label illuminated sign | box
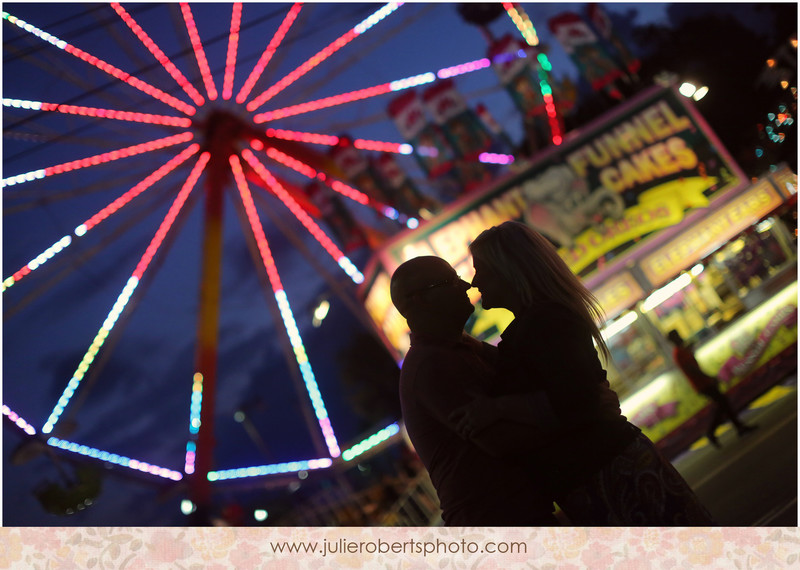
[640,180,785,287]
[697,281,798,381]
[364,86,747,357]
[592,271,646,321]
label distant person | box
[456,221,713,525]
[667,329,757,448]
[390,255,558,526]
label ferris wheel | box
[2,2,531,521]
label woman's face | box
[471,256,509,311]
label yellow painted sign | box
[640,180,785,287]
[592,271,646,321]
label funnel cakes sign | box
[363,86,745,358]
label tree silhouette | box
[631,5,797,175]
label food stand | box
[358,85,797,449]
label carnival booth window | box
[641,265,745,343]
[712,221,792,296]
[601,310,667,398]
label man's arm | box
[415,355,550,457]
[469,419,550,456]
[449,392,561,435]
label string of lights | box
[253,56,509,124]
[222,3,243,101]
[41,152,209,435]
[2,144,200,292]
[111,2,206,106]
[47,437,183,481]
[236,3,304,104]
[241,149,365,284]
[208,458,333,481]
[264,128,412,155]
[503,3,563,145]
[2,11,196,115]
[246,2,403,112]
[2,131,194,188]
[230,154,341,458]
[180,2,218,101]
[341,422,400,461]
[252,139,417,227]
[2,404,37,436]
[3,98,192,127]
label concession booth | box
[358,85,798,454]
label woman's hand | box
[448,398,502,439]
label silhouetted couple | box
[391,221,713,526]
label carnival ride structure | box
[2,2,553,522]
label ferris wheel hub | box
[197,108,263,157]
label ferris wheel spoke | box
[131,152,209,279]
[224,182,331,462]
[265,128,411,155]
[2,404,37,436]
[229,154,341,459]
[353,137,416,155]
[249,187,383,335]
[252,47,532,132]
[3,98,192,127]
[265,128,338,146]
[253,141,415,227]
[285,4,433,110]
[207,458,332,482]
[47,436,183,480]
[3,143,199,292]
[221,3,242,101]
[111,2,205,106]
[253,54,505,124]
[179,3,218,101]
[235,3,303,105]
[4,183,185,322]
[241,149,363,284]
[2,132,194,189]
[4,42,132,115]
[255,82,397,123]
[246,2,403,112]
[2,11,196,116]
[61,180,204,435]
[41,152,210,435]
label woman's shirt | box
[496,301,639,495]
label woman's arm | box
[449,391,560,438]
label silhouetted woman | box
[454,220,713,525]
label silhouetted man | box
[391,255,557,525]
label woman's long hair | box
[469,221,610,361]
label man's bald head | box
[390,256,474,341]
[390,256,456,317]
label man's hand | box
[449,397,502,438]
